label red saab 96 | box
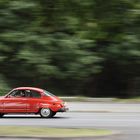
[0,87,68,118]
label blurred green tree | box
[0,0,139,97]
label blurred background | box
[0,0,139,98]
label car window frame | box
[6,89,43,99]
[7,89,26,98]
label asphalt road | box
[0,102,140,140]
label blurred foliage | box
[0,0,139,97]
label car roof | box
[14,87,44,92]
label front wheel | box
[40,108,54,118]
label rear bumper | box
[58,107,69,112]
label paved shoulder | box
[68,102,140,112]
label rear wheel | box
[0,113,4,118]
[40,108,53,118]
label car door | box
[3,90,27,113]
[0,98,4,112]
[26,90,42,113]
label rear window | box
[43,90,55,97]
[31,90,41,98]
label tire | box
[40,108,53,118]
[0,113,4,118]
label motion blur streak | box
[0,0,140,140]
[0,0,139,98]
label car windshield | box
[43,90,55,97]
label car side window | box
[25,90,32,97]
[10,90,19,97]
[10,90,26,97]
[25,90,41,98]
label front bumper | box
[58,107,69,112]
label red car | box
[0,87,68,118]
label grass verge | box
[60,96,140,103]
[114,97,140,103]
[0,126,112,137]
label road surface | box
[0,102,140,140]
